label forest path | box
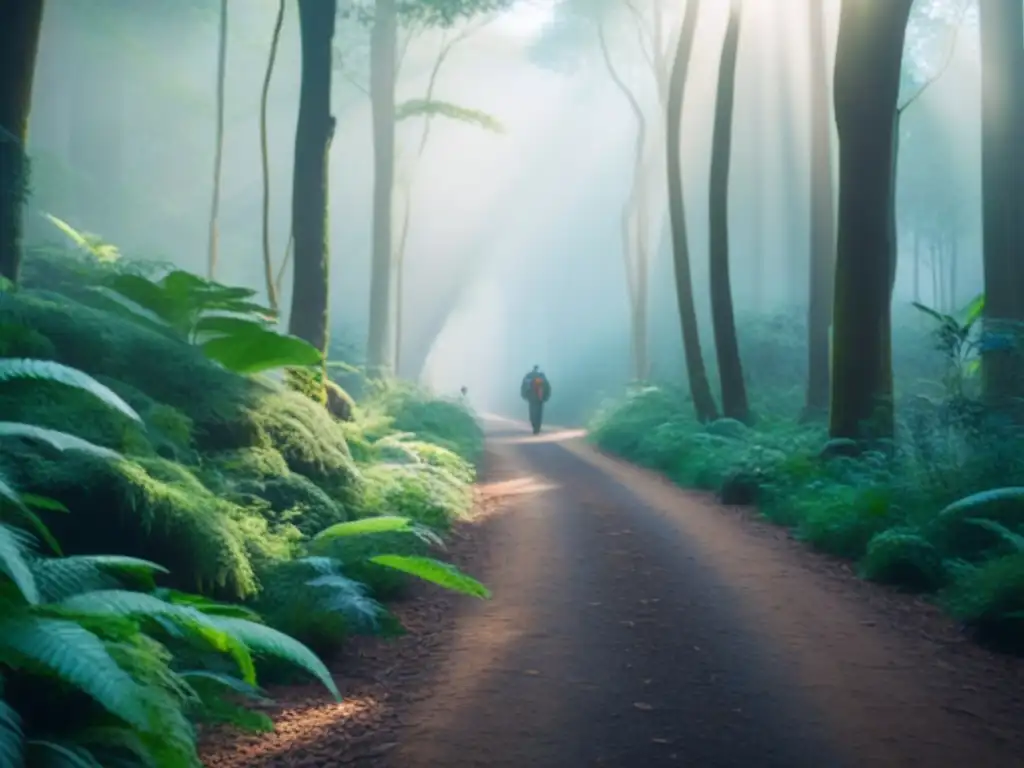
[378,416,1024,768]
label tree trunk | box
[0,0,45,284]
[829,0,913,443]
[912,228,920,302]
[366,0,398,377]
[979,0,1024,405]
[260,0,285,311]
[948,234,958,310]
[207,0,228,281]
[288,0,336,353]
[708,0,749,423]
[804,0,836,420]
[666,0,718,423]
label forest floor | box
[201,417,1024,768]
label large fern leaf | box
[939,487,1024,518]
[200,326,322,374]
[369,554,490,598]
[395,99,505,133]
[0,523,39,604]
[205,616,340,700]
[32,556,169,603]
[0,423,121,459]
[0,698,22,767]
[0,360,140,422]
[0,615,155,732]
[57,590,256,686]
[25,739,103,767]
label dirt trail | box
[203,418,1024,768]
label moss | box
[360,462,471,531]
[861,528,947,591]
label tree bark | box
[666,0,718,423]
[288,0,336,353]
[708,0,749,423]
[829,0,913,443]
[979,0,1024,405]
[260,0,285,311]
[366,0,398,377]
[207,0,228,280]
[803,0,836,420]
[0,0,45,283]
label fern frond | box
[369,554,490,598]
[57,590,256,686]
[0,615,155,731]
[205,616,340,700]
[25,739,103,767]
[0,698,23,768]
[0,523,39,604]
[180,671,274,733]
[0,360,140,422]
[395,98,505,132]
[0,422,122,459]
[32,556,169,603]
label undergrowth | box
[589,306,1024,654]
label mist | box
[24,0,983,425]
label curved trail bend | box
[381,416,1024,768]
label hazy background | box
[25,0,980,424]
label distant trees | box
[289,0,338,354]
[828,0,914,442]
[0,0,45,283]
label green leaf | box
[205,616,340,700]
[0,523,39,604]
[20,494,69,514]
[26,739,103,768]
[960,292,985,329]
[0,359,141,423]
[0,615,155,732]
[313,516,416,541]
[368,555,490,598]
[0,423,122,460]
[939,487,1024,519]
[193,315,273,338]
[201,328,322,374]
[0,698,22,767]
[963,518,1024,552]
[396,98,505,132]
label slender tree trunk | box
[948,234,958,309]
[979,0,1024,404]
[708,0,749,423]
[207,0,228,280]
[804,0,836,420]
[288,0,336,353]
[393,189,411,374]
[0,0,45,284]
[829,0,914,443]
[912,228,920,302]
[260,0,285,311]
[367,0,398,377]
[931,242,941,308]
[666,0,718,423]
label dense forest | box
[0,0,1023,765]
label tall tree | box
[829,0,914,442]
[803,0,835,419]
[207,0,228,280]
[366,0,399,377]
[289,0,337,353]
[0,0,45,283]
[260,0,286,311]
[978,0,1024,405]
[666,0,717,423]
[707,0,748,423]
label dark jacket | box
[521,371,551,403]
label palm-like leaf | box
[0,360,140,423]
[32,556,169,603]
[0,698,23,767]
[0,523,39,604]
[0,615,155,731]
[369,554,490,598]
[26,739,103,767]
[205,616,340,700]
[0,423,121,460]
[57,590,256,686]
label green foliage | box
[396,99,505,132]
[590,315,1024,653]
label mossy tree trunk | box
[979,0,1024,405]
[707,0,749,423]
[366,0,398,378]
[0,0,45,284]
[666,0,718,423]
[803,0,836,420]
[288,0,336,354]
[828,0,913,443]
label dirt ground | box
[201,421,1024,768]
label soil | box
[200,419,1024,768]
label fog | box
[25,0,982,424]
